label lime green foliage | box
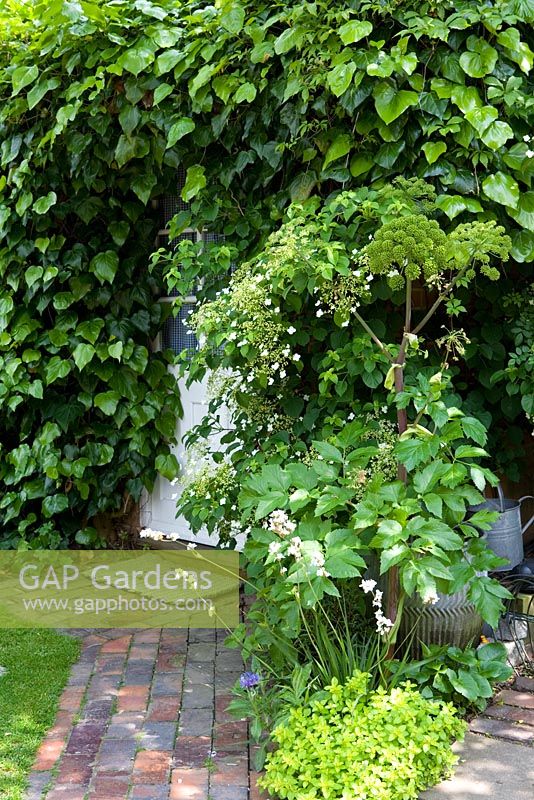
[0,629,80,800]
[260,670,466,800]
[392,642,513,715]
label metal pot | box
[401,586,483,659]
[470,485,534,572]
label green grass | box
[0,629,80,800]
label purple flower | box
[239,671,261,689]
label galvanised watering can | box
[471,485,534,572]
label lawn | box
[0,629,80,800]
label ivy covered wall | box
[0,0,532,547]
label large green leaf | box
[130,173,157,204]
[89,251,119,284]
[421,142,447,164]
[167,117,195,147]
[12,64,38,95]
[327,63,357,97]
[507,191,534,232]
[220,5,245,34]
[181,165,206,201]
[94,391,121,416]
[374,83,418,124]
[338,20,373,45]
[459,37,498,78]
[323,134,352,169]
[45,357,71,385]
[73,343,95,371]
[482,172,520,208]
[33,192,57,215]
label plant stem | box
[353,310,394,362]
[412,267,467,335]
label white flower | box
[527,149,534,158]
[265,298,272,306]
[353,269,361,277]
[317,567,331,578]
[186,542,197,550]
[280,369,286,378]
[310,551,325,568]
[293,354,301,362]
[316,309,324,317]
[375,610,394,636]
[268,510,296,537]
[269,541,283,555]
[360,579,377,594]
[287,536,303,559]
[372,589,383,607]
[280,566,287,574]
[287,326,297,335]
[423,588,439,605]
[524,134,531,142]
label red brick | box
[89,775,131,797]
[101,636,132,653]
[211,755,248,786]
[132,750,171,784]
[56,754,93,785]
[515,675,534,693]
[470,715,534,743]
[59,687,85,711]
[169,767,209,799]
[45,710,76,740]
[33,739,65,770]
[494,689,534,709]
[134,630,162,644]
[117,685,150,712]
[46,787,87,800]
[484,703,534,726]
[174,736,211,767]
[147,696,181,722]
[156,651,186,671]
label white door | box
[141,365,221,545]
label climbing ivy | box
[0,0,532,547]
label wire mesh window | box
[161,302,198,359]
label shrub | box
[392,641,513,714]
[261,670,466,800]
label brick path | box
[469,674,534,745]
[25,628,534,800]
[26,628,266,800]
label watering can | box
[470,485,534,572]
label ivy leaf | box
[42,494,69,517]
[12,64,38,95]
[155,49,182,75]
[89,251,119,284]
[45,357,71,385]
[327,63,357,97]
[108,341,124,360]
[511,229,534,262]
[459,37,498,78]
[481,121,514,150]
[496,27,533,74]
[33,192,57,215]
[25,266,43,288]
[167,117,195,148]
[323,134,352,169]
[435,195,482,220]
[130,173,157,204]
[181,165,206,202]
[350,155,373,177]
[274,27,302,55]
[27,77,60,110]
[421,142,447,164]
[153,83,173,105]
[154,453,179,481]
[374,83,418,124]
[464,106,497,135]
[374,140,405,169]
[220,5,245,34]
[118,45,155,76]
[73,343,95,371]
[234,82,257,103]
[482,172,520,209]
[507,191,534,232]
[94,391,121,416]
[338,20,373,45]
[76,319,104,345]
